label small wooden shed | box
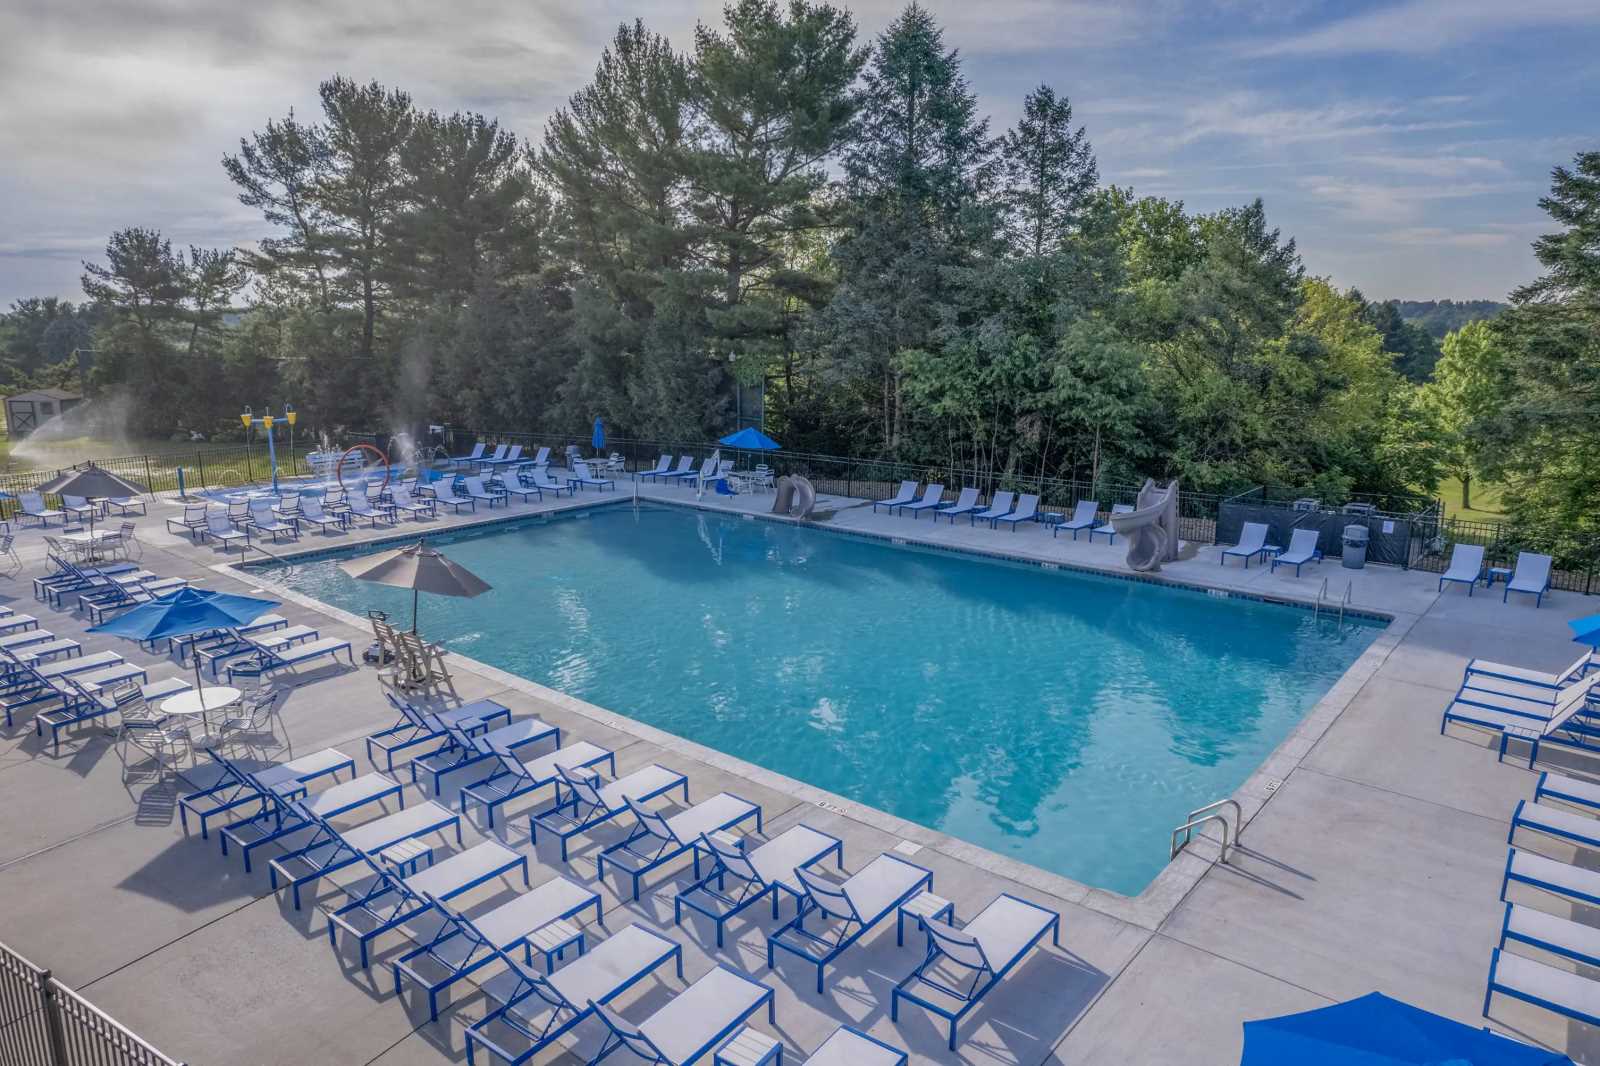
[4,389,82,436]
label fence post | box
[197,451,207,490]
[41,975,68,1066]
[143,455,156,496]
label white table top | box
[60,530,118,543]
[162,686,242,716]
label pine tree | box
[999,85,1097,260]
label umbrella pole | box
[412,587,419,634]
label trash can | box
[1342,524,1370,569]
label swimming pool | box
[266,504,1384,895]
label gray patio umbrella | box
[35,463,148,544]
[339,539,491,632]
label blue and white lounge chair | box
[450,443,486,468]
[1089,503,1134,544]
[767,852,934,993]
[433,479,477,514]
[674,824,843,947]
[1535,770,1600,815]
[493,468,542,504]
[645,456,694,483]
[463,476,508,508]
[460,740,615,830]
[1438,674,1600,765]
[1508,797,1600,852]
[1270,528,1323,577]
[1484,947,1600,1030]
[229,635,354,683]
[216,766,404,873]
[325,835,529,968]
[483,444,524,470]
[531,762,690,862]
[799,1028,908,1065]
[18,492,65,527]
[409,713,558,795]
[872,481,918,514]
[1221,522,1275,568]
[267,797,462,909]
[991,493,1039,531]
[295,496,346,534]
[364,694,512,771]
[1501,847,1600,911]
[967,492,1013,527]
[61,495,100,523]
[344,483,395,527]
[392,878,603,1022]
[900,484,946,519]
[571,462,616,492]
[390,484,437,520]
[529,467,574,497]
[935,487,981,523]
[247,499,298,543]
[179,748,355,839]
[1052,500,1099,540]
[1504,552,1553,607]
[635,454,673,480]
[203,512,250,552]
[891,893,1061,1049]
[587,964,775,1066]
[166,504,210,540]
[1438,544,1486,595]
[464,922,683,1066]
[597,793,763,901]
[1499,900,1600,975]
[475,444,509,471]
[1468,651,1594,692]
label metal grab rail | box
[1340,582,1353,624]
[1314,577,1328,619]
[1170,798,1243,864]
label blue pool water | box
[267,504,1383,894]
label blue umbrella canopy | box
[718,427,780,450]
[592,417,605,450]
[1242,993,1570,1065]
[1568,613,1600,649]
[89,587,280,643]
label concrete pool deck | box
[0,475,1596,1064]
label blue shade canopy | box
[718,427,780,450]
[1241,993,1570,1065]
[1568,613,1600,649]
[592,417,605,450]
[89,587,281,642]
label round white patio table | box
[162,686,242,747]
[59,529,119,562]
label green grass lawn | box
[1440,476,1508,523]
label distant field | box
[1440,476,1507,523]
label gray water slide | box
[1109,478,1181,571]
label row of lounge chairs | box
[1438,545,1554,606]
[182,691,1063,1061]
[873,481,1141,544]
[1432,646,1600,1034]
[11,490,146,528]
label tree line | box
[0,1,1594,550]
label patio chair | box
[203,512,250,553]
[570,462,616,492]
[901,484,946,519]
[766,852,935,993]
[450,442,486,468]
[1484,948,1600,1029]
[61,495,100,523]
[674,824,844,947]
[391,878,602,1021]
[246,499,299,543]
[970,491,1015,527]
[462,476,509,508]
[0,533,18,578]
[1438,543,1486,595]
[529,467,574,497]
[1221,522,1276,567]
[408,712,559,795]
[179,746,354,839]
[1090,503,1135,544]
[105,495,146,517]
[475,444,509,471]
[459,740,615,830]
[463,922,683,1066]
[891,892,1062,1049]
[529,445,551,469]
[798,1027,908,1066]
[1270,528,1324,577]
[106,520,141,560]
[934,487,981,523]
[228,635,355,684]
[18,492,65,526]
[433,478,477,514]
[492,468,542,504]
[295,496,346,534]
[40,672,148,755]
[389,483,437,520]
[344,483,395,527]
[1504,551,1553,607]
[587,964,775,1066]
[324,833,529,968]
[119,692,193,781]
[217,760,406,873]
[271,494,303,522]
[1534,771,1600,816]
[364,693,512,771]
[531,762,690,862]
[1052,499,1100,540]
[635,455,673,480]
[166,504,211,539]
[990,493,1040,530]
[872,481,918,514]
[267,797,462,910]
[643,455,694,483]
[597,792,764,901]
[482,444,524,470]
[1498,900,1600,977]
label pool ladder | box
[1313,579,1353,624]
[1170,798,1242,865]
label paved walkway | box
[0,475,1594,1064]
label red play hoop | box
[336,443,391,494]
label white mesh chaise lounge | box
[644,455,695,483]
[1466,650,1594,693]
[462,476,509,508]
[179,748,355,840]
[990,493,1040,531]
[1052,500,1100,540]
[1504,552,1553,607]
[475,444,509,470]
[1501,847,1600,913]
[969,490,1014,527]
[570,461,617,492]
[227,635,354,683]
[531,762,690,862]
[450,442,486,468]
[766,851,935,993]
[247,499,299,542]
[1438,674,1600,765]
[871,481,918,514]
[1090,503,1135,545]
[203,512,250,553]
[635,454,673,480]
[1438,543,1486,594]
[797,1027,908,1065]
[390,483,437,520]
[459,739,615,830]
[674,824,845,947]
[364,693,512,772]
[433,479,478,514]
[597,792,763,901]
[1484,947,1600,1030]
[295,496,347,534]
[18,492,65,526]
[267,797,462,910]
[482,444,524,470]
[463,922,683,1066]
[891,892,1062,1049]
[587,964,775,1066]
[529,467,574,497]
[409,713,559,795]
[1270,528,1324,577]
[218,763,406,873]
[934,487,981,523]
[900,483,946,519]
[1221,522,1278,567]
[392,877,603,1022]
[344,482,396,527]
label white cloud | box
[1250,0,1600,56]
[1299,176,1532,224]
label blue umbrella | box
[1568,613,1600,649]
[718,427,780,450]
[91,587,282,702]
[592,417,605,452]
[1241,993,1570,1065]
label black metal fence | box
[0,445,317,515]
[0,941,183,1066]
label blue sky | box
[0,0,1594,307]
